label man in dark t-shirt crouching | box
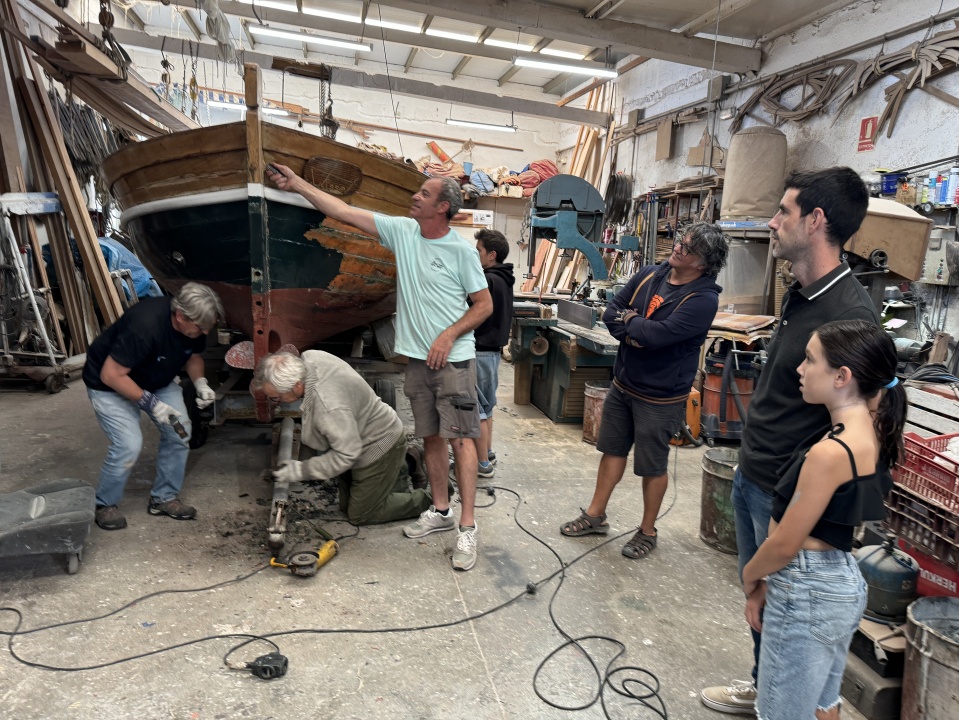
[82,283,224,530]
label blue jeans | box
[757,550,866,720]
[475,350,500,420]
[87,383,192,507]
[731,467,774,682]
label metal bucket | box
[901,597,959,720]
[700,447,739,554]
[582,381,610,445]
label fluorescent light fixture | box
[539,48,587,60]
[237,0,297,11]
[425,28,478,43]
[207,99,244,112]
[484,38,535,52]
[447,118,516,133]
[366,18,422,33]
[248,25,373,52]
[301,8,362,22]
[205,100,290,117]
[514,57,617,78]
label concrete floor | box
[0,362,868,720]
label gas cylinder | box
[854,539,920,623]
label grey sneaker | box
[403,505,455,538]
[452,524,477,571]
[477,461,495,479]
[147,497,197,520]
[95,504,127,530]
[487,450,497,466]
[700,680,756,715]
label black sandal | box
[622,527,657,558]
[560,509,609,537]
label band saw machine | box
[527,175,639,283]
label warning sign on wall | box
[858,117,878,152]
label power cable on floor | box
[0,451,684,717]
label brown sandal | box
[622,527,657,558]
[560,509,609,537]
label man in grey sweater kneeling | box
[255,351,431,525]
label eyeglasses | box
[675,239,694,257]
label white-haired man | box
[83,282,224,530]
[256,351,432,525]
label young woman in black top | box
[742,319,905,720]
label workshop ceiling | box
[105,0,859,98]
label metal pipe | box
[268,417,296,550]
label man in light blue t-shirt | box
[268,164,492,572]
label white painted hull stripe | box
[119,186,316,227]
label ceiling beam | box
[109,28,610,127]
[240,19,255,50]
[759,0,857,44]
[377,0,761,72]
[159,1,565,67]
[452,27,493,80]
[677,0,762,37]
[117,3,146,31]
[496,66,521,86]
[179,9,203,41]
[404,47,419,73]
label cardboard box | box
[846,198,932,280]
[506,185,524,198]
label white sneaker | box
[403,506,456,538]
[451,525,477,571]
[700,680,756,715]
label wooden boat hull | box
[101,121,423,350]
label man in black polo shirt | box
[83,283,224,530]
[701,167,878,715]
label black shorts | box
[595,384,685,476]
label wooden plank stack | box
[0,0,126,352]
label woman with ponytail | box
[742,319,905,720]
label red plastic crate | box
[885,485,959,570]
[896,539,959,598]
[892,432,959,513]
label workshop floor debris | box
[0,364,867,719]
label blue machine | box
[527,175,639,281]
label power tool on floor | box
[269,525,338,577]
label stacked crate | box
[888,432,959,597]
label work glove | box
[618,309,639,325]
[193,377,216,409]
[272,459,305,483]
[138,390,180,427]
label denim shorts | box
[595,383,684,476]
[757,549,866,720]
[475,350,500,419]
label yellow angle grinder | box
[270,526,338,577]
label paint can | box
[582,381,610,445]
[700,447,739,554]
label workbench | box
[528,320,618,423]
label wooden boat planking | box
[102,123,422,216]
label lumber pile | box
[0,0,127,353]
[521,85,618,297]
